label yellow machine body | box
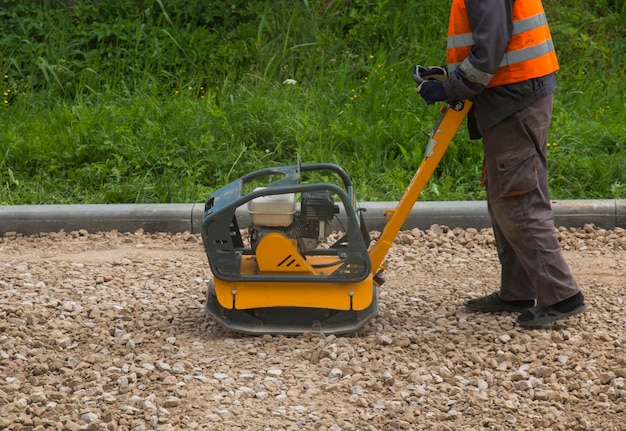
[212,232,374,312]
[201,101,472,335]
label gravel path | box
[1,225,625,431]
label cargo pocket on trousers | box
[496,146,538,198]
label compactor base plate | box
[204,280,379,335]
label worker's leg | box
[487,202,535,301]
[482,93,580,308]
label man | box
[416,0,586,326]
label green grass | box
[1,0,624,204]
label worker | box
[416,0,586,326]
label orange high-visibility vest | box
[447,0,559,87]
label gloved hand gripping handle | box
[412,64,465,112]
[412,65,448,85]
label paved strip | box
[0,200,624,236]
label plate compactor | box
[201,98,472,335]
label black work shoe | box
[464,292,535,313]
[517,293,587,327]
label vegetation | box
[1,0,624,204]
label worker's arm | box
[443,0,514,101]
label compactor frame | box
[201,101,472,334]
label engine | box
[248,190,339,253]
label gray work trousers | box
[481,93,580,307]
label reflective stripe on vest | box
[447,0,559,87]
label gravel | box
[1,224,625,431]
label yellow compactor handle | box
[368,101,472,282]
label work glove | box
[418,80,448,105]
[413,65,448,84]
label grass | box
[1,0,624,205]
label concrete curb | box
[1,200,624,236]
